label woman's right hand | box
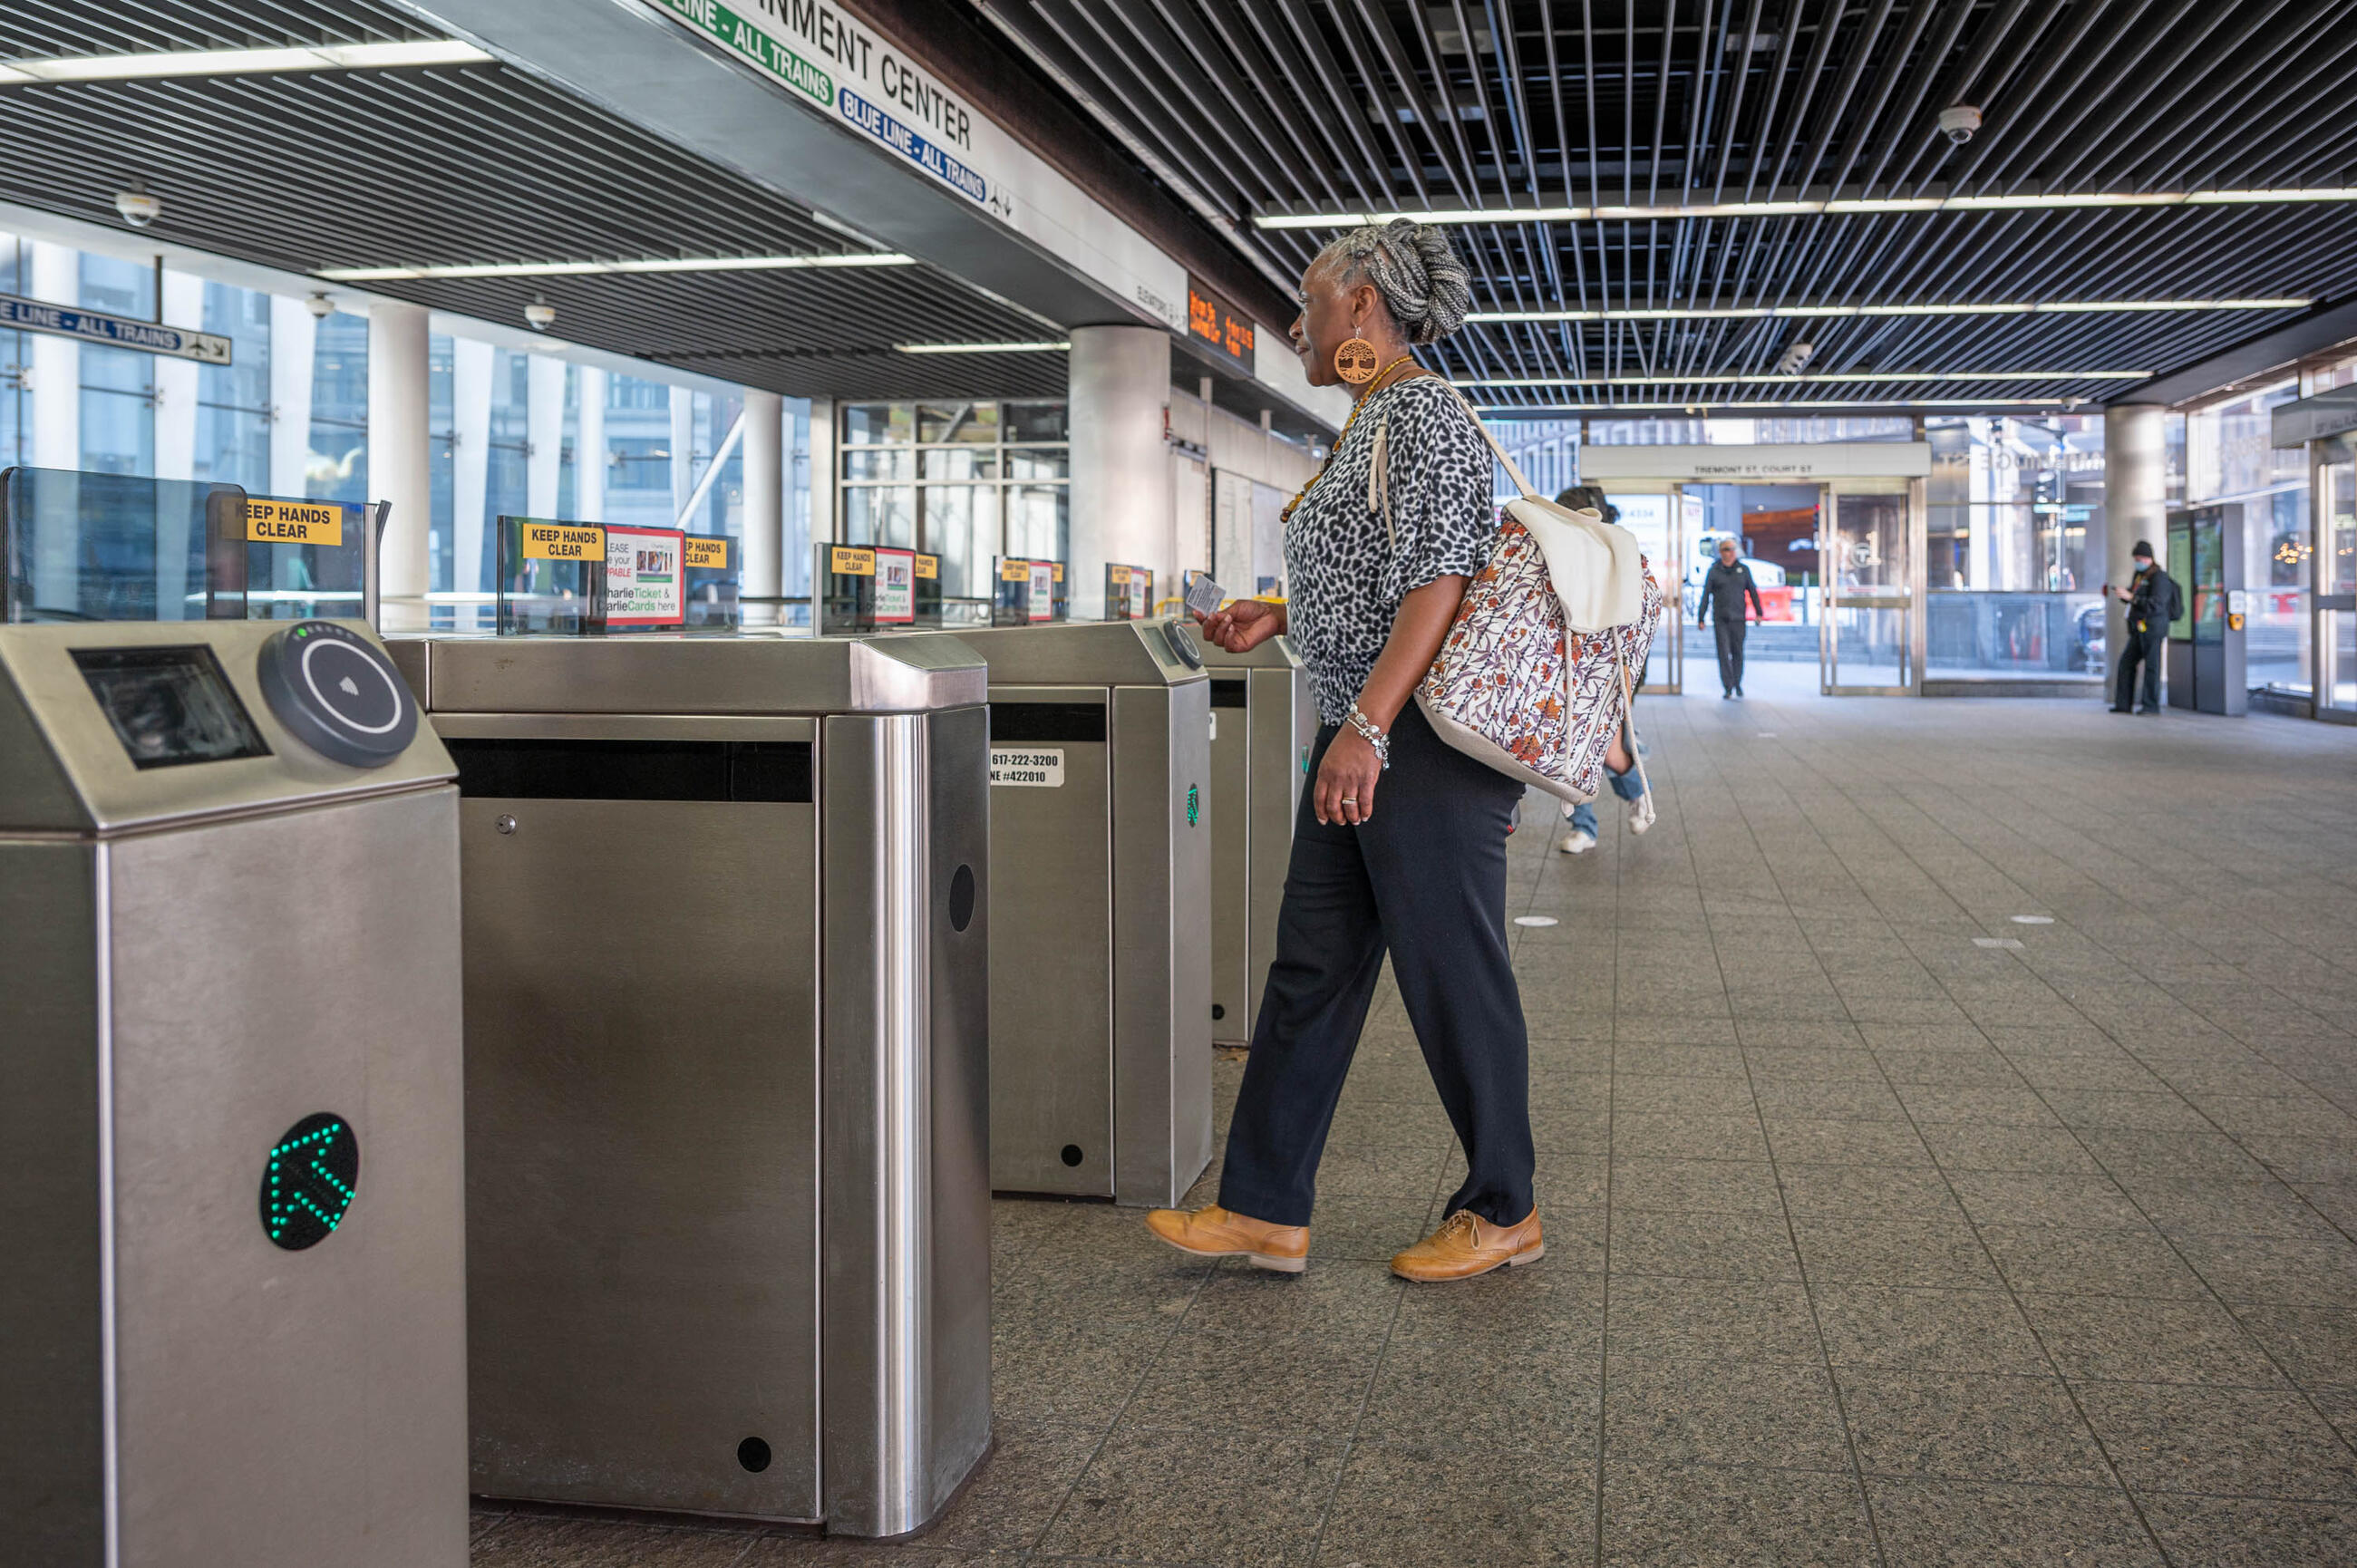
[1196,597,1286,653]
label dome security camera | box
[114,185,160,227]
[305,292,335,320]
[1775,340,1816,375]
[524,296,556,332]
[1937,104,1983,145]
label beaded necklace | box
[1278,353,1421,525]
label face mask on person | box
[2133,557,2154,572]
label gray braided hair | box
[1314,218,1471,345]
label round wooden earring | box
[1334,337,1380,383]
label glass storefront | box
[839,401,1071,622]
[2179,380,2308,696]
[1924,415,2105,683]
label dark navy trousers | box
[1217,702,1536,1229]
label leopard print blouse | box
[1284,374,1498,726]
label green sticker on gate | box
[1186,782,1200,828]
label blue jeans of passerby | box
[1566,755,1647,836]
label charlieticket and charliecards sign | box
[605,525,688,627]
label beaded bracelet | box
[1345,703,1392,768]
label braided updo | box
[1314,218,1472,344]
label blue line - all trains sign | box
[0,293,233,363]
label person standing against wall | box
[2108,538,2181,714]
[1699,537,1765,698]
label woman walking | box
[1147,218,1541,1282]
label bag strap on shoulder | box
[1431,378,1537,500]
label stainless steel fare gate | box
[1,618,467,1568]
[1193,632,1314,1047]
[388,632,991,1537]
[936,619,1213,1206]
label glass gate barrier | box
[1610,489,1683,692]
[2318,439,2357,720]
[3,468,242,622]
[2,467,379,625]
[1822,480,1922,694]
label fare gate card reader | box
[1,618,466,1568]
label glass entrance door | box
[1820,479,1923,694]
[1607,486,1682,693]
[2317,439,2357,721]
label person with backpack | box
[1146,218,1549,1282]
[2108,539,2181,714]
[1553,486,1654,855]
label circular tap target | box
[255,620,416,768]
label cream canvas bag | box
[1371,382,1661,806]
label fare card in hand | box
[1184,574,1227,618]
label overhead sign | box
[1187,276,1256,373]
[0,292,232,364]
[2271,385,2357,448]
[1577,442,1933,481]
[246,498,345,547]
[642,0,1190,334]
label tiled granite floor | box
[474,691,2357,1565]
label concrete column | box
[741,389,784,625]
[574,365,606,521]
[25,243,81,612]
[2102,403,2167,681]
[451,337,494,595]
[367,299,432,626]
[668,385,695,518]
[28,242,78,470]
[527,353,566,519]
[808,395,837,546]
[153,269,204,483]
[268,294,317,498]
[1069,325,1173,619]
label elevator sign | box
[0,292,232,364]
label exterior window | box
[2184,380,2307,694]
[837,399,1072,621]
[1923,414,2108,682]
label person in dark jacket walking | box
[1698,537,1766,697]
[2109,539,2182,714]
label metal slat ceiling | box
[979,0,2357,411]
[0,1,1067,400]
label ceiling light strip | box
[1468,298,2305,324]
[315,254,916,281]
[895,341,1071,354]
[1256,189,2357,229]
[0,40,494,83]
[1462,370,2150,386]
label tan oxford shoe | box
[1391,1208,1545,1282]
[1144,1204,1308,1273]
